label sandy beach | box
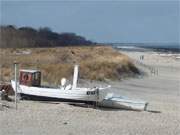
[0,49,180,135]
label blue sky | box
[0,0,179,43]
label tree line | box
[0,25,94,48]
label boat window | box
[35,73,39,80]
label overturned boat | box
[11,65,109,103]
[98,93,148,111]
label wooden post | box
[14,62,18,110]
[0,64,1,83]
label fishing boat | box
[11,65,148,111]
[98,93,148,111]
[11,65,109,103]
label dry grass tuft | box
[0,46,139,84]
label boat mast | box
[72,65,79,89]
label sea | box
[109,43,180,53]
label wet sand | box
[0,49,180,135]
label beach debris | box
[0,83,14,95]
[0,89,8,100]
[14,50,31,55]
[0,103,2,110]
[0,102,11,111]
[63,122,68,125]
[0,89,12,101]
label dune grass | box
[0,46,139,85]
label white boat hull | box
[11,80,148,110]
[98,94,148,111]
[11,80,99,103]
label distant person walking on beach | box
[140,55,144,60]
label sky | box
[0,0,179,43]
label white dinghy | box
[11,65,109,103]
[98,93,148,111]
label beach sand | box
[0,49,180,135]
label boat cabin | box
[19,69,41,87]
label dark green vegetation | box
[0,25,94,48]
[0,25,140,83]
